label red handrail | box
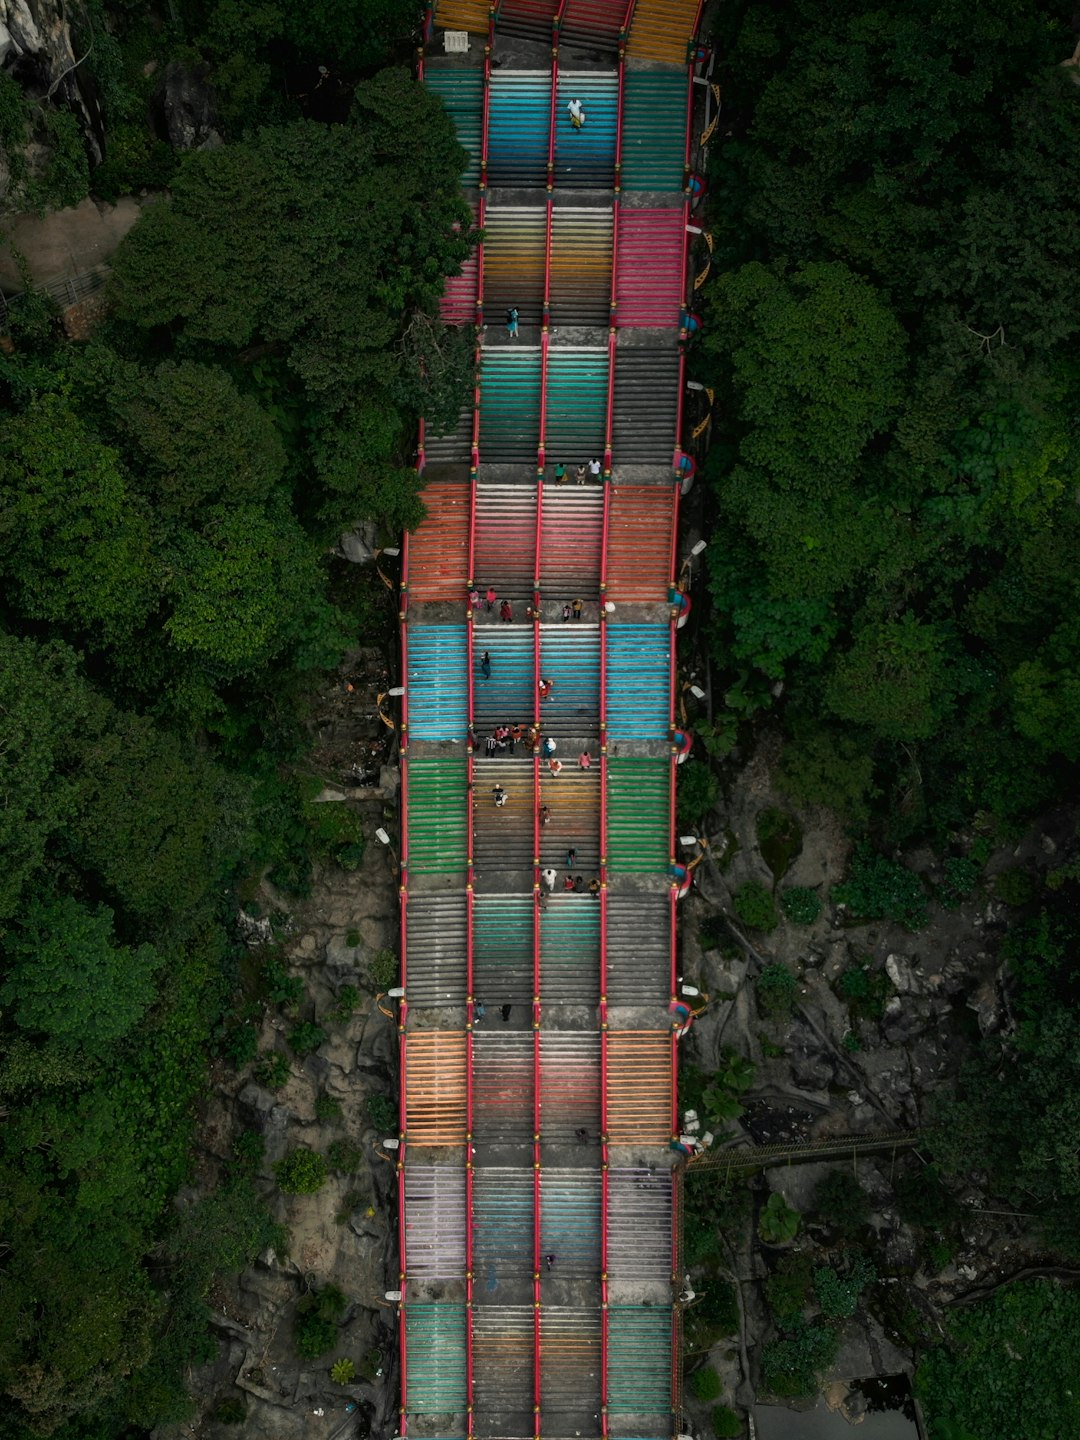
[533,1029,543,1438]
[542,193,554,333]
[546,25,560,194]
[599,1021,610,1436]
[538,328,550,474]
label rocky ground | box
[676,729,1069,1434]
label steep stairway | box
[473,894,535,1004]
[488,71,552,187]
[605,892,671,1006]
[538,765,600,878]
[483,205,547,331]
[606,757,669,874]
[558,0,626,52]
[440,206,480,324]
[473,756,536,878]
[479,348,543,462]
[473,1169,535,1277]
[605,623,671,741]
[620,70,688,192]
[407,625,468,741]
[607,1167,673,1281]
[473,1031,536,1143]
[539,480,604,595]
[404,1030,468,1145]
[538,623,601,729]
[606,1304,673,1416]
[404,1164,466,1279]
[544,347,609,461]
[406,757,469,877]
[495,0,559,43]
[406,892,468,1008]
[403,1303,467,1415]
[625,0,701,65]
[472,1305,536,1434]
[554,72,618,188]
[541,1168,602,1273]
[605,1031,672,1143]
[473,625,535,733]
[605,482,674,603]
[615,206,685,327]
[407,481,470,604]
[540,893,601,1004]
[539,1033,601,1139]
[424,65,485,186]
[550,206,614,327]
[539,1308,602,1419]
[611,342,680,463]
[473,479,538,602]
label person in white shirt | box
[567,97,585,129]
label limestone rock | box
[156,60,222,150]
[885,953,924,995]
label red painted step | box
[615,207,685,327]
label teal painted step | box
[473,894,534,1002]
[620,71,687,192]
[607,757,669,873]
[425,68,484,187]
[404,1303,467,1414]
[605,624,670,741]
[554,72,618,187]
[540,895,599,1002]
[479,348,542,462]
[488,71,552,186]
[408,625,468,740]
[407,758,468,875]
[540,1168,601,1270]
[545,348,609,457]
[606,1305,672,1412]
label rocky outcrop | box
[154,60,222,151]
[0,0,103,165]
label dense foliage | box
[0,2,473,1434]
[697,0,1080,843]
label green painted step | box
[479,348,542,463]
[425,69,484,186]
[405,1303,467,1414]
[607,757,669,873]
[407,758,468,876]
[607,1304,672,1412]
[621,71,687,192]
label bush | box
[345,928,361,947]
[677,759,721,828]
[711,1405,743,1438]
[993,866,1036,907]
[91,121,176,202]
[755,807,802,880]
[264,950,304,1008]
[814,1255,875,1319]
[315,1095,343,1122]
[332,983,360,1020]
[212,1397,247,1424]
[756,962,797,1018]
[781,886,822,925]
[368,948,398,989]
[255,1051,291,1089]
[224,1020,259,1067]
[833,846,928,929]
[330,1357,356,1383]
[328,1140,362,1173]
[294,1288,349,1357]
[733,880,779,931]
[813,1171,871,1237]
[758,1192,800,1245]
[274,1148,328,1195]
[289,1021,327,1055]
[762,1319,840,1399]
[690,1364,723,1402]
[765,1251,813,1323]
[233,1131,266,1172]
[367,1092,397,1132]
[836,961,889,1021]
[895,1166,958,1231]
[937,855,982,907]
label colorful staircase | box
[403,6,702,1433]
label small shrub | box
[756,807,803,881]
[690,1365,723,1402]
[841,1031,861,1052]
[330,1357,356,1384]
[332,984,360,1019]
[335,1189,366,1225]
[274,1148,328,1195]
[367,1092,397,1132]
[328,1139,362,1173]
[733,880,779,932]
[814,1254,876,1319]
[233,1130,266,1172]
[781,886,822,926]
[677,759,721,828]
[718,1049,756,1093]
[758,1192,800,1245]
[264,950,304,1008]
[837,962,889,1021]
[294,1285,348,1360]
[756,963,797,1019]
[765,1251,813,1323]
[833,846,928,929]
[993,867,1036,907]
[368,948,398,989]
[937,855,981,908]
[345,928,361,947]
[762,1319,840,1398]
[711,1404,743,1438]
[224,1021,259,1068]
[212,1397,247,1424]
[289,1021,327,1055]
[813,1171,871,1237]
[315,1095,343,1123]
[255,1051,291,1089]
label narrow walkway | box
[398,4,704,1438]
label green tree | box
[274,1149,328,1194]
[0,395,156,646]
[0,898,161,1050]
[825,613,952,742]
